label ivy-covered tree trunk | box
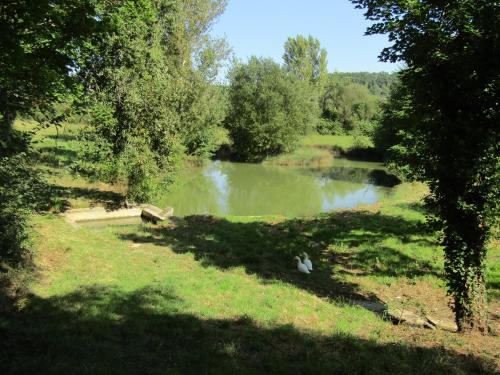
[443,211,488,332]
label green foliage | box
[353,0,500,331]
[320,75,381,135]
[0,0,98,129]
[73,103,119,182]
[0,0,99,299]
[117,138,163,204]
[225,57,317,162]
[332,72,398,97]
[315,118,345,136]
[74,0,229,201]
[283,35,327,87]
[372,80,416,177]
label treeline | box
[224,35,397,161]
[332,72,397,97]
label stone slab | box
[141,205,174,221]
[63,207,143,227]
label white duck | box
[294,256,310,274]
[303,252,313,272]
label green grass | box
[264,145,333,166]
[265,134,376,166]
[300,134,373,149]
[2,121,499,374]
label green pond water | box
[156,160,398,217]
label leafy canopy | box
[283,35,327,88]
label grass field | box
[2,121,499,374]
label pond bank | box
[264,134,383,167]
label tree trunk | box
[443,217,489,333]
[453,268,487,332]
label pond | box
[155,160,399,217]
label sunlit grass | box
[265,134,375,166]
[300,134,373,149]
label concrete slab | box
[141,205,174,222]
[63,207,142,228]
[63,205,174,227]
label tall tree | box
[283,35,327,88]
[352,0,499,331]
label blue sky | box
[211,0,400,73]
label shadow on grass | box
[41,183,124,211]
[2,286,495,374]
[46,133,78,142]
[36,146,78,168]
[60,186,124,210]
[120,210,440,304]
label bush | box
[225,57,317,162]
[320,76,381,135]
[117,137,163,204]
[315,118,345,135]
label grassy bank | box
[2,121,499,374]
[265,134,377,166]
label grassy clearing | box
[2,121,499,374]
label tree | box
[333,72,398,98]
[0,1,99,300]
[283,35,327,88]
[225,57,316,162]
[169,0,230,158]
[76,0,229,202]
[352,0,499,331]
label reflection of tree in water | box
[159,167,224,215]
[223,163,323,216]
[319,180,381,211]
[159,162,397,216]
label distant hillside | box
[331,72,399,98]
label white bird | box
[303,252,313,271]
[294,256,310,274]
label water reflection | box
[157,161,396,217]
